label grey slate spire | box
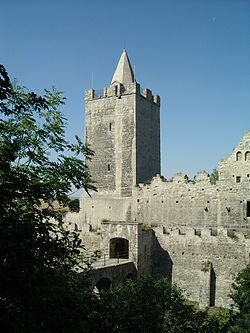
[111,49,135,87]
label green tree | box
[229,264,250,332]
[97,277,223,333]
[210,168,219,185]
[0,65,97,332]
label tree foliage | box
[0,65,97,332]
[97,278,224,333]
[229,264,250,332]
[210,168,219,185]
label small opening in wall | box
[230,188,232,191]
[182,252,185,255]
[236,176,241,183]
[247,201,250,217]
[114,85,118,95]
[207,201,210,203]
[147,200,149,203]
[188,189,191,191]
[91,206,94,208]
[247,174,250,178]
[236,151,242,161]
[161,200,164,203]
[192,253,195,256]
[176,201,178,204]
[109,123,112,131]
[195,229,201,236]
[235,257,237,259]
[108,164,110,171]
[137,199,140,202]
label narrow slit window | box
[108,164,110,171]
[109,123,112,131]
[247,201,250,217]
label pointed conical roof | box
[111,49,135,87]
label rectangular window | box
[247,201,250,217]
[109,123,112,131]
[236,176,241,183]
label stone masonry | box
[65,50,250,309]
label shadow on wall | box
[151,231,173,283]
[210,266,216,307]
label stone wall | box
[136,89,160,184]
[152,226,249,308]
[85,82,160,197]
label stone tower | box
[85,50,160,197]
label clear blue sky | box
[1,0,249,179]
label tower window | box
[245,151,250,161]
[236,176,241,183]
[109,123,112,131]
[108,164,110,171]
[236,151,242,161]
[247,201,250,217]
[114,85,118,96]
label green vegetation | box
[97,278,228,333]
[210,168,219,185]
[0,65,97,332]
[229,264,250,332]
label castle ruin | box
[64,50,250,308]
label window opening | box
[245,151,250,161]
[247,201,250,217]
[109,123,112,131]
[236,151,242,161]
[108,164,110,171]
[236,176,241,183]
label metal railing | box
[87,248,133,268]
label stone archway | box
[95,277,111,292]
[110,237,129,259]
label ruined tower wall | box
[136,90,160,184]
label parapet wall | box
[151,225,250,308]
[85,82,160,106]
[134,169,250,228]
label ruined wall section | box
[134,155,250,228]
[152,226,250,308]
[134,172,222,227]
[219,132,250,182]
[136,89,160,184]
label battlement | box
[160,226,250,241]
[85,82,160,106]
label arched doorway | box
[110,238,129,259]
[95,278,111,292]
